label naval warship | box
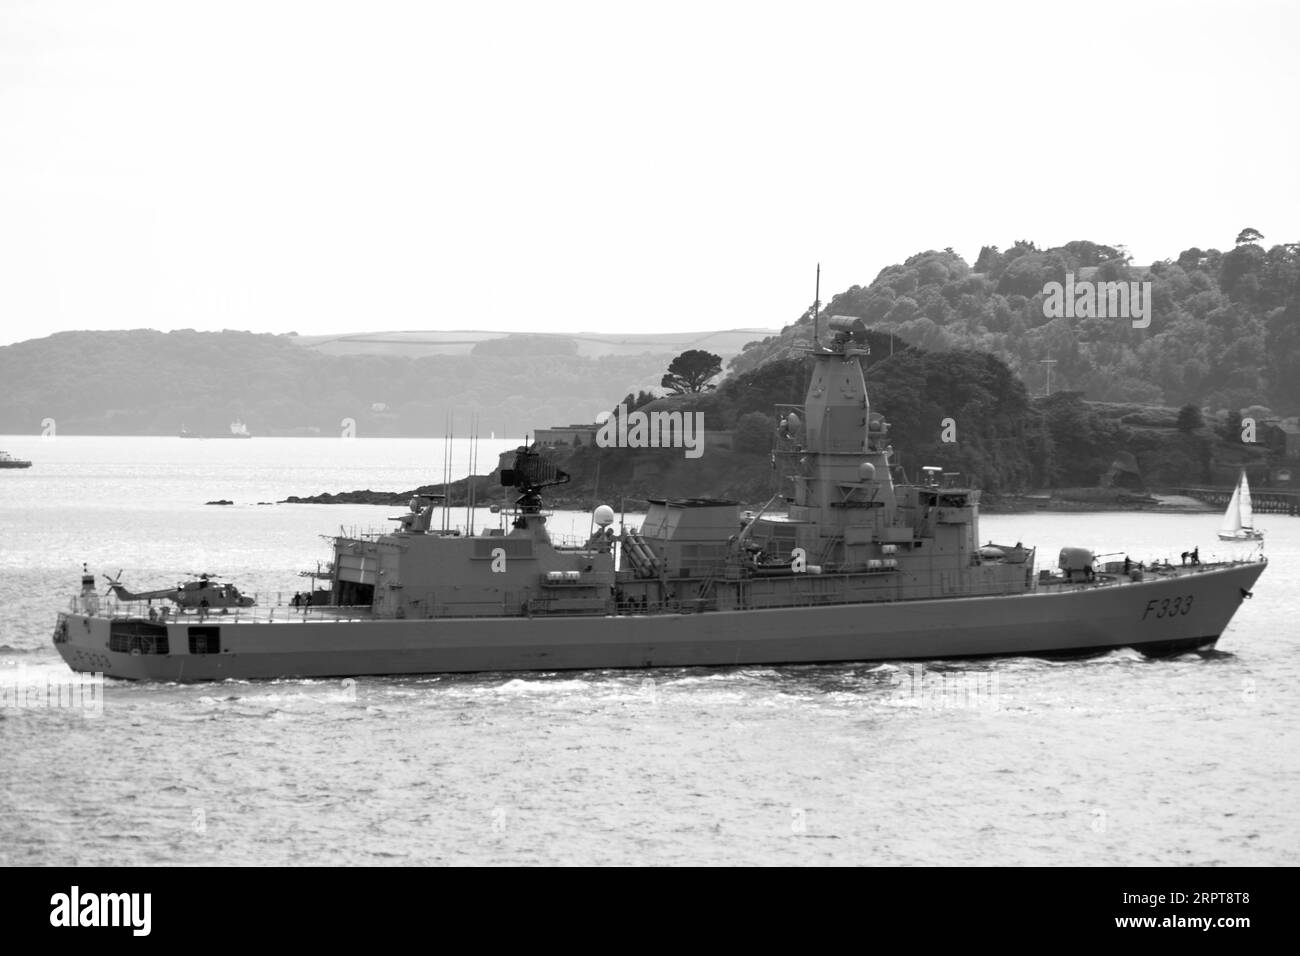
[53,317,1266,680]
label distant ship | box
[179,420,252,439]
[1218,469,1264,541]
[56,317,1265,681]
[0,450,32,469]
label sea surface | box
[1,435,1296,866]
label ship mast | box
[784,314,899,561]
[812,263,820,352]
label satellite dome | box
[859,462,876,481]
[593,505,615,527]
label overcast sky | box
[1,0,1296,347]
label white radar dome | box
[593,505,615,527]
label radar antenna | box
[498,445,570,513]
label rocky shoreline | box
[276,478,636,512]
[981,493,1215,514]
[264,443,1225,515]
[268,484,1216,515]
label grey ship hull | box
[54,560,1265,681]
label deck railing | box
[67,596,376,623]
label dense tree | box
[615,390,658,413]
[1177,247,1209,272]
[1036,392,1124,486]
[1265,297,1300,409]
[1177,404,1204,432]
[1059,240,1124,267]
[734,411,775,453]
[1223,409,1244,441]
[972,244,998,270]
[728,231,1300,416]
[660,349,722,394]
[996,250,1067,297]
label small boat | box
[179,420,253,439]
[1218,469,1264,541]
[0,450,32,469]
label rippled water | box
[2,437,1296,865]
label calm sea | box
[1,436,1296,866]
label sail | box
[1220,478,1242,534]
[1239,472,1253,528]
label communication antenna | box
[812,263,821,350]
[466,413,480,536]
[588,457,602,540]
[473,415,480,534]
[442,411,454,532]
[465,414,472,535]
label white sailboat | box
[1218,469,1264,541]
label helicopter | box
[103,570,256,609]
